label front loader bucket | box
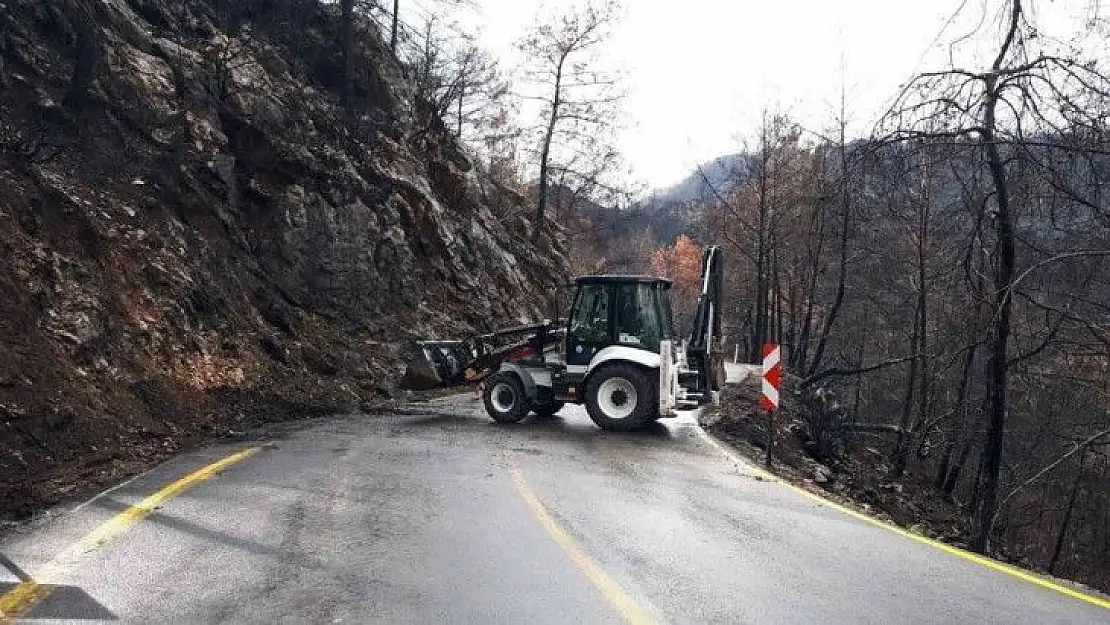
[398,323,558,391]
[399,341,474,390]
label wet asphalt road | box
[1,393,1107,624]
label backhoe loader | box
[401,246,724,431]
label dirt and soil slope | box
[0,0,567,520]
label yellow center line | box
[0,446,261,622]
[506,455,658,625]
[696,429,1110,612]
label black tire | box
[585,363,657,431]
[482,372,531,424]
[532,400,565,418]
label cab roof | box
[574,275,672,287]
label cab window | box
[614,284,663,352]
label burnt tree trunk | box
[750,120,771,362]
[806,120,852,377]
[935,346,976,490]
[391,0,401,53]
[971,68,1018,555]
[531,54,566,243]
[1048,449,1087,574]
[891,192,929,479]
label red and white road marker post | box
[761,343,781,467]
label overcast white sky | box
[408,0,1102,189]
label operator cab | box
[565,275,674,367]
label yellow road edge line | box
[0,446,261,621]
[697,429,1110,611]
[0,582,54,624]
[506,457,658,625]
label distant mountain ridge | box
[550,152,747,253]
[648,153,748,205]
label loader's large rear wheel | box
[483,372,531,424]
[585,364,657,431]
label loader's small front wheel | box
[483,372,531,424]
[585,363,657,431]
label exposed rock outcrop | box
[0,0,568,518]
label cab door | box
[566,283,613,367]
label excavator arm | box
[685,245,724,403]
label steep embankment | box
[703,379,1110,595]
[0,0,567,519]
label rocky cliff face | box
[0,0,568,518]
